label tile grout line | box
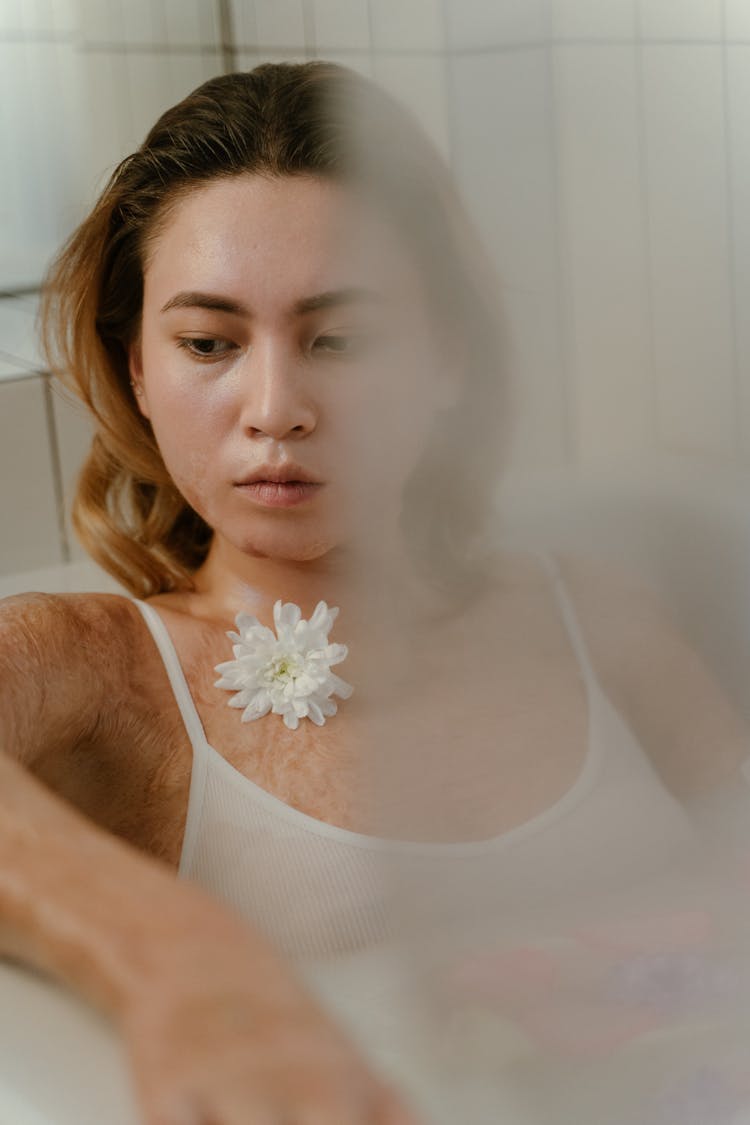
[720,0,745,460]
[633,0,660,457]
[217,0,238,73]
[365,0,375,75]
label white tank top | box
[129,554,698,966]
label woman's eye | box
[176,336,236,360]
[313,335,373,357]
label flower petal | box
[228,694,251,709]
[216,597,351,729]
[242,695,272,722]
[321,642,348,665]
[293,673,318,695]
[274,601,301,629]
[328,672,354,699]
[307,700,325,725]
[308,600,333,633]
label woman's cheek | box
[147,395,224,517]
[165,443,217,515]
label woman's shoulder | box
[535,551,750,802]
[0,587,147,642]
[476,548,750,799]
[0,590,159,775]
[0,589,154,699]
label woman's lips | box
[234,481,324,508]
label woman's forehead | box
[142,173,425,314]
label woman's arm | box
[0,592,419,1125]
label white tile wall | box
[121,0,168,47]
[125,51,176,149]
[47,0,78,37]
[638,0,723,40]
[449,51,559,313]
[370,0,444,51]
[0,2,230,580]
[0,558,125,598]
[79,50,133,199]
[168,50,224,99]
[227,1,257,50]
[725,45,750,459]
[642,45,736,455]
[550,0,636,40]
[0,0,39,35]
[236,47,310,69]
[553,44,653,461]
[9,0,750,586]
[449,50,569,468]
[0,40,85,288]
[0,377,63,575]
[164,0,220,48]
[123,51,223,150]
[726,0,750,40]
[312,0,370,51]
[372,53,450,158]
[50,380,95,562]
[262,0,308,49]
[0,357,31,381]
[0,300,44,371]
[76,0,125,45]
[233,0,307,49]
[443,0,548,50]
[316,50,374,77]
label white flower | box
[214,600,353,731]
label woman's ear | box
[128,340,150,418]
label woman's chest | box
[111,580,600,862]
[141,627,593,855]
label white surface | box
[0,378,64,576]
[0,558,125,599]
[0,356,32,382]
[0,297,43,379]
[0,960,138,1125]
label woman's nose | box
[237,341,317,440]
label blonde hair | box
[41,62,508,600]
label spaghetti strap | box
[534,552,598,692]
[130,598,209,876]
[130,599,210,756]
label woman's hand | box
[117,896,424,1125]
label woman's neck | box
[184,532,450,636]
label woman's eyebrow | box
[159,287,385,316]
[160,291,246,315]
[294,287,385,314]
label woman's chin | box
[233,529,344,564]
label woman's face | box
[130,173,457,564]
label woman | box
[2,61,749,1124]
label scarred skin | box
[0,592,422,1124]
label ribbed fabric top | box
[130,554,697,965]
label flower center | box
[266,654,302,684]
